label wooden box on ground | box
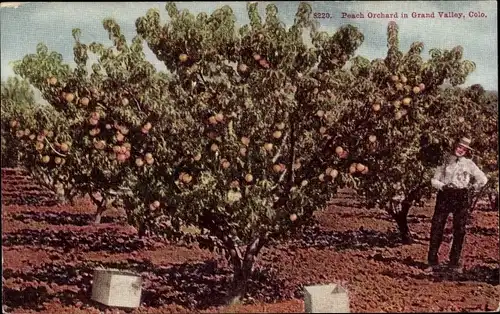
[91,268,142,308]
[304,283,350,313]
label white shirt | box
[431,155,488,191]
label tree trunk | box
[388,186,429,245]
[389,199,413,244]
[393,210,412,244]
[137,223,147,238]
[227,256,253,305]
[488,193,498,211]
[90,194,106,225]
[94,206,105,224]
[66,188,77,206]
[224,236,266,305]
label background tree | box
[1,77,40,168]
[11,25,171,223]
[1,76,74,202]
[322,22,495,243]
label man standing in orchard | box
[427,137,488,273]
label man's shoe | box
[424,264,441,273]
[423,266,434,273]
[447,264,464,274]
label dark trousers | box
[428,188,471,266]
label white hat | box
[457,137,473,150]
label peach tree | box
[11,23,171,223]
[1,76,74,202]
[1,76,40,168]
[5,101,74,203]
[131,2,364,303]
[322,21,492,243]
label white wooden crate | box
[304,283,350,313]
[91,268,142,308]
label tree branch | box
[203,218,243,268]
[242,238,257,259]
[272,131,290,163]
[470,180,493,212]
[278,169,287,183]
[31,166,57,193]
[288,114,297,186]
[243,233,268,260]
[226,234,243,268]
[123,87,142,112]
[88,190,104,208]
[197,71,208,87]
[44,138,67,157]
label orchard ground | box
[2,168,498,313]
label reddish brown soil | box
[2,168,499,313]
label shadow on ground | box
[329,201,365,209]
[407,214,431,224]
[2,229,161,253]
[419,226,497,243]
[10,211,126,226]
[372,255,499,286]
[2,259,288,311]
[1,195,59,207]
[467,226,498,237]
[287,226,404,250]
[392,265,498,285]
[3,286,88,312]
[368,254,430,269]
[475,203,498,212]
[326,211,431,225]
[335,211,391,220]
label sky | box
[1,1,498,90]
